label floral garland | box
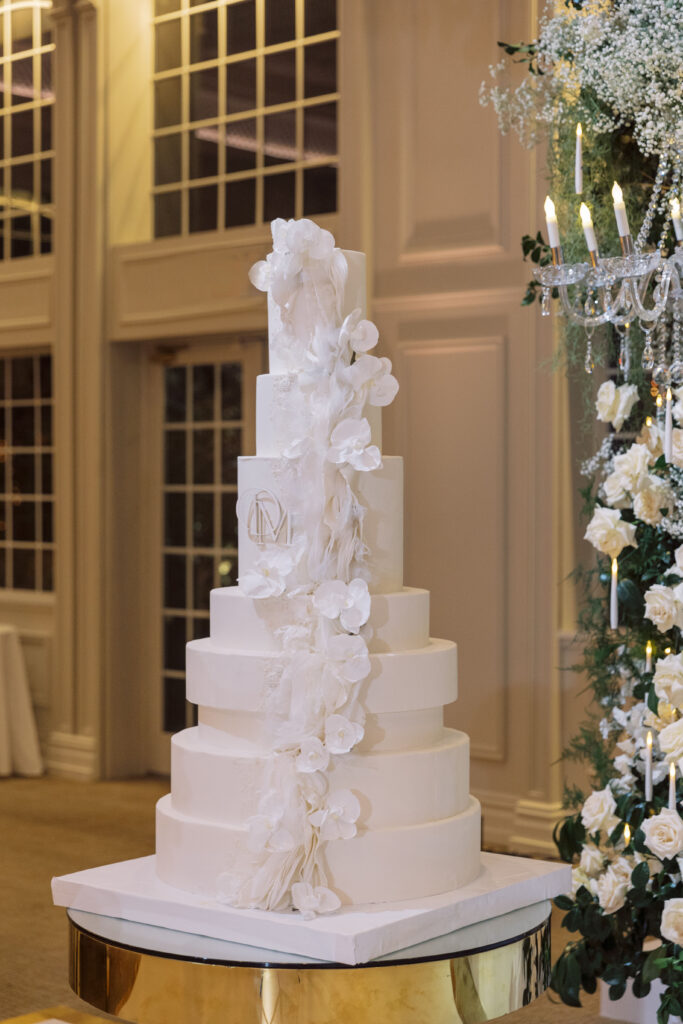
[218,218,398,916]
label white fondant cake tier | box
[169,726,469,830]
[237,455,404,594]
[209,586,430,654]
[256,374,382,457]
[155,793,481,906]
[267,249,366,374]
[197,706,445,754]
[186,637,458,714]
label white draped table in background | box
[0,623,43,776]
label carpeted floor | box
[0,776,622,1023]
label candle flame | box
[623,823,631,845]
[646,416,653,426]
[671,761,677,781]
[666,647,672,655]
[579,202,593,228]
[576,122,582,138]
[646,640,653,656]
[612,181,624,204]
[657,394,663,408]
[544,195,557,220]
[673,198,681,219]
[611,557,618,577]
[647,730,653,751]
[667,387,673,401]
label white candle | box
[612,181,630,238]
[579,202,598,255]
[575,123,583,194]
[646,640,653,673]
[544,195,561,248]
[665,387,673,463]
[645,730,653,801]
[672,198,683,242]
[610,557,618,630]
[670,761,677,811]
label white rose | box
[642,809,683,861]
[603,471,631,509]
[661,897,683,944]
[580,843,605,877]
[584,507,638,560]
[672,429,683,470]
[660,718,683,762]
[581,787,619,835]
[596,866,628,914]
[654,654,683,708]
[645,585,680,634]
[613,444,652,493]
[633,476,672,525]
[613,384,639,431]
[572,866,591,895]
[675,545,683,572]
[637,421,664,459]
[596,380,618,424]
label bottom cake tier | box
[155,793,481,906]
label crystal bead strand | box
[672,299,683,387]
[617,323,631,380]
[637,153,669,254]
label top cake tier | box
[266,249,366,374]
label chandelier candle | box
[623,823,631,848]
[612,182,634,255]
[575,123,582,194]
[665,387,673,463]
[672,199,683,243]
[646,640,653,673]
[670,761,677,812]
[544,196,562,265]
[645,731,654,802]
[579,203,598,267]
[610,558,619,629]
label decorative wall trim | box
[477,788,564,857]
[46,731,98,780]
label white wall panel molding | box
[372,286,524,315]
[0,260,55,343]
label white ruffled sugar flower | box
[596,381,639,431]
[324,713,364,754]
[291,882,341,919]
[644,585,682,634]
[633,476,673,525]
[339,308,379,354]
[661,898,683,944]
[326,633,371,683]
[642,809,683,861]
[596,865,629,915]
[239,548,298,598]
[654,654,683,709]
[327,417,382,472]
[295,736,330,774]
[248,217,343,309]
[581,787,619,835]
[309,788,361,841]
[313,578,371,634]
[659,718,683,762]
[247,791,297,854]
[579,843,605,877]
[612,444,652,494]
[584,507,637,560]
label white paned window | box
[0,1,54,258]
[0,352,53,590]
[152,0,338,237]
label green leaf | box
[648,685,661,713]
[631,860,650,890]
[643,946,666,983]
[555,894,574,911]
[603,965,626,986]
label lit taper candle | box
[672,198,683,243]
[575,123,583,194]
[623,822,631,847]
[670,761,678,812]
[612,182,633,254]
[544,196,562,265]
[665,387,673,463]
[610,557,619,630]
[645,730,653,801]
[580,202,599,266]
[646,640,653,672]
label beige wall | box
[0,0,582,853]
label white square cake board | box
[52,852,570,965]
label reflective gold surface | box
[69,914,550,1024]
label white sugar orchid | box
[247,791,297,854]
[296,736,330,774]
[339,308,380,354]
[327,417,382,472]
[584,507,637,560]
[324,714,365,754]
[347,354,399,407]
[313,578,371,634]
[326,633,371,683]
[239,548,298,598]
[309,788,361,841]
[291,882,341,919]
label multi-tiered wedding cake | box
[155,218,481,914]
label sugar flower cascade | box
[218,219,398,915]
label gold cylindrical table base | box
[68,905,551,1024]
